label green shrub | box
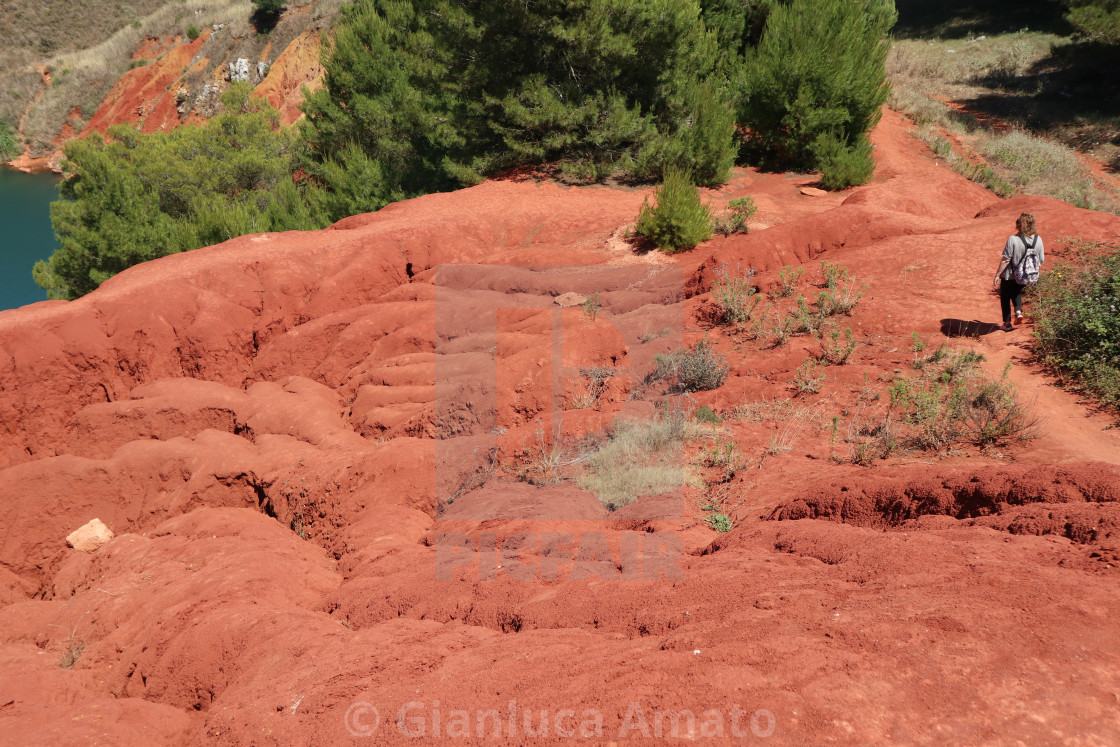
[253,0,285,15]
[694,404,722,423]
[888,350,1037,450]
[713,196,758,235]
[819,260,850,289]
[302,0,738,216]
[792,294,824,334]
[35,84,329,300]
[635,168,714,252]
[581,291,601,321]
[813,131,875,190]
[654,339,730,392]
[706,512,733,532]
[1063,1,1120,44]
[794,357,826,393]
[186,24,200,41]
[737,0,896,170]
[710,262,758,325]
[774,265,803,298]
[818,325,858,364]
[817,280,867,317]
[815,263,867,316]
[1029,242,1120,407]
[0,121,19,161]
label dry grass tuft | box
[576,407,706,511]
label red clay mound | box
[768,462,1120,527]
[3,108,1120,744]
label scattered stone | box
[229,58,251,82]
[554,292,587,308]
[66,518,114,553]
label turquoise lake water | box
[0,167,60,310]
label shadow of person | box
[940,318,1002,338]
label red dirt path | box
[1,109,1120,744]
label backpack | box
[1013,236,1040,286]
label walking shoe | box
[1000,323,1014,332]
[1015,312,1024,324]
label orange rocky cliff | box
[1,109,1119,744]
[9,25,326,172]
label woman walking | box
[992,212,1044,332]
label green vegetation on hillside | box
[41,0,899,297]
[35,84,328,300]
[1029,239,1120,409]
[0,121,19,161]
[300,0,739,216]
[888,0,1120,211]
[1063,0,1120,43]
[301,0,896,216]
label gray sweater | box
[1000,234,1044,280]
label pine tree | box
[736,0,896,172]
[35,84,329,299]
[1063,0,1120,44]
[634,168,714,252]
[301,0,740,214]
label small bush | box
[634,168,713,252]
[774,265,803,298]
[712,196,758,235]
[1029,242,1120,408]
[694,405,721,424]
[0,121,19,161]
[819,325,858,365]
[581,292,600,321]
[888,350,1037,450]
[654,339,730,393]
[186,24,200,41]
[817,274,868,317]
[819,260,850,288]
[794,358,827,393]
[711,262,759,326]
[252,0,285,15]
[813,131,876,190]
[571,366,613,410]
[706,512,733,532]
[769,308,798,347]
[791,295,824,335]
[704,436,742,477]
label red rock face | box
[2,109,1120,744]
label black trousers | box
[999,278,1023,323]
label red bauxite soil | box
[2,109,1120,744]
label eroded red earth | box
[1,109,1119,744]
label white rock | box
[554,292,587,308]
[66,518,114,553]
